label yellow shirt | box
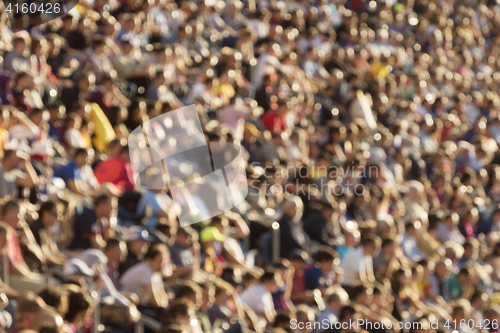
[90,103,116,152]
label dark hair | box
[145,246,165,261]
[326,293,341,304]
[315,249,335,262]
[351,285,367,300]
[39,325,63,333]
[64,291,91,323]
[361,236,377,248]
[74,148,88,159]
[39,201,57,219]
[156,223,171,234]
[94,194,111,208]
[339,305,356,321]
[273,313,291,327]
[105,238,122,252]
[260,269,276,283]
[38,287,67,315]
[405,222,415,231]
[1,200,19,217]
[176,284,197,299]
[463,241,473,250]
[381,237,395,248]
[3,149,17,160]
[161,301,190,325]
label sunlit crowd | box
[0,0,499,333]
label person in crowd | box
[52,148,100,196]
[0,149,39,198]
[240,269,279,324]
[119,245,170,311]
[29,200,66,266]
[118,226,150,276]
[3,0,500,332]
[68,194,113,251]
[339,237,378,296]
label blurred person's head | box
[16,294,43,330]
[326,293,341,313]
[361,236,378,256]
[380,236,396,257]
[64,290,91,325]
[73,148,88,168]
[2,149,22,171]
[105,238,127,265]
[1,200,20,227]
[314,249,335,274]
[176,283,202,310]
[94,194,112,219]
[162,301,192,326]
[38,201,58,228]
[38,288,68,317]
[126,227,149,257]
[260,269,279,293]
[145,245,166,272]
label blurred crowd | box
[2,0,500,333]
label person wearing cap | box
[211,213,250,268]
[169,227,198,273]
[118,226,150,276]
[199,226,226,272]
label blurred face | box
[108,242,127,264]
[42,207,58,227]
[263,275,278,293]
[74,152,88,167]
[320,259,334,273]
[148,253,165,272]
[96,199,112,218]
[3,206,20,225]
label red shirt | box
[6,230,26,272]
[94,157,135,191]
[261,110,287,132]
[291,270,307,294]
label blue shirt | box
[136,190,173,230]
[53,162,78,189]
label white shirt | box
[339,247,373,287]
[240,283,274,316]
[119,262,163,306]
